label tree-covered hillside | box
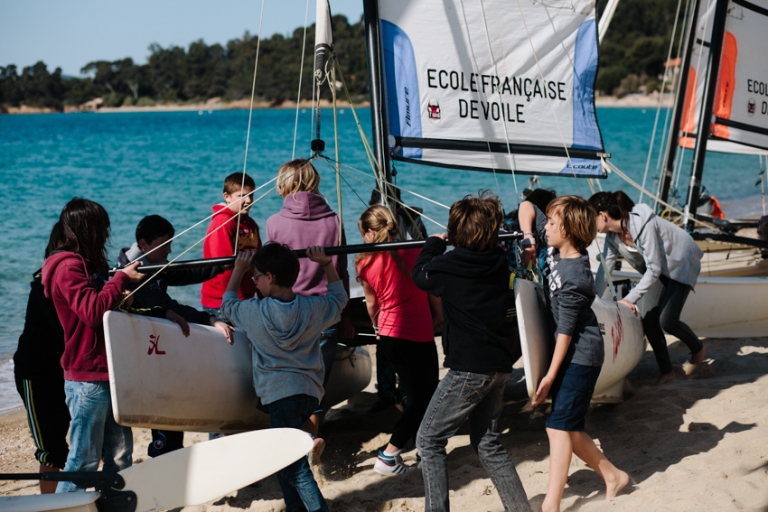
[1,1,683,112]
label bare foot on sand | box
[655,371,677,386]
[690,344,706,365]
[606,470,630,500]
[541,498,560,512]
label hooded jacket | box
[41,252,128,381]
[118,243,223,325]
[219,280,347,405]
[595,203,703,304]
[13,270,65,381]
[201,204,261,308]
[266,192,349,297]
[412,237,513,373]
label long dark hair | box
[589,191,635,233]
[50,198,111,272]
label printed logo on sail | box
[747,98,756,117]
[427,99,441,123]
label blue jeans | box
[265,395,329,512]
[316,326,338,413]
[416,370,530,512]
[57,381,133,493]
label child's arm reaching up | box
[306,246,348,326]
[226,251,254,294]
[306,246,340,283]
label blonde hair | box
[447,190,502,251]
[355,205,408,280]
[276,158,321,197]
[546,195,597,252]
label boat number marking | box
[148,334,166,356]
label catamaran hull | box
[103,311,371,432]
[515,279,646,404]
[608,271,768,338]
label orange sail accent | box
[679,66,697,149]
[712,31,737,140]
[710,195,725,219]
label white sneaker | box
[373,450,409,475]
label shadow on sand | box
[218,337,766,510]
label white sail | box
[679,0,768,154]
[377,0,606,177]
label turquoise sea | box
[0,107,764,411]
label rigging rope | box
[317,156,449,230]
[604,159,716,230]
[457,0,506,200]
[119,176,280,306]
[513,0,583,198]
[235,0,267,255]
[639,0,686,204]
[292,0,311,160]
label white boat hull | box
[104,311,371,432]
[515,279,646,403]
[607,271,768,337]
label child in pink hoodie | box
[42,198,143,492]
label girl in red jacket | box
[42,198,144,492]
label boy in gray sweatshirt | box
[220,243,347,512]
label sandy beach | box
[2,335,767,512]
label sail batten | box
[377,0,606,177]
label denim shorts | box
[546,363,601,432]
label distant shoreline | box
[1,98,370,115]
[2,93,673,115]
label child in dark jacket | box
[118,214,234,456]
[519,196,629,512]
[14,223,69,493]
[412,192,531,512]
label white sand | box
[2,337,768,511]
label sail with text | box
[377,0,607,177]
[680,0,768,154]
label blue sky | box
[0,0,365,76]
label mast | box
[363,0,393,199]
[684,0,730,228]
[658,0,702,208]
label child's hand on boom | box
[233,251,254,273]
[306,246,331,266]
[119,260,145,282]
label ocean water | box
[0,106,764,411]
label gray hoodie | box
[220,280,347,405]
[595,203,703,304]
